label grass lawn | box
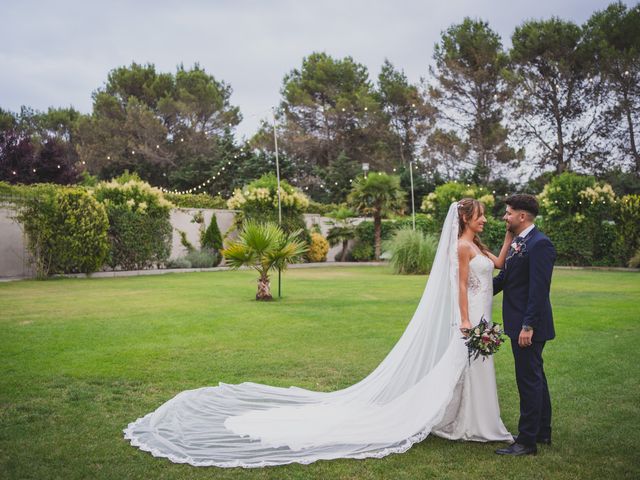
[0,266,638,479]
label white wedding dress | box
[124,203,512,467]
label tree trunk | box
[340,239,348,262]
[256,274,272,301]
[623,92,639,175]
[374,213,381,261]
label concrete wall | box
[0,206,364,278]
[0,207,34,278]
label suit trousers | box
[510,339,551,446]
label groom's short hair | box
[505,194,539,218]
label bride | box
[124,199,514,467]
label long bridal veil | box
[124,203,467,468]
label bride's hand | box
[460,320,472,337]
[504,229,514,244]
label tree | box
[509,18,601,174]
[348,173,406,261]
[222,221,308,300]
[584,2,640,174]
[34,137,80,184]
[76,63,241,189]
[325,207,358,261]
[0,107,84,185]
[0,130,36,184]
[428,18,519,182]
[377,59,432,166]
[201,214,223,252]
[252,53,391,201]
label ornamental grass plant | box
[384,228,438,274]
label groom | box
[493,194,556,456]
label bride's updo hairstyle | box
[457,198,490,255]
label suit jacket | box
[493,226,557,341]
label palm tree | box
[325,207,357,262]
[222,221,308,300]
[348,173,406,261]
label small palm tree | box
[326,207,357,262]
[222,221,308,300]
[348,173,406,261]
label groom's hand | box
[518,328,534,348]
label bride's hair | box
[457,198,490,254]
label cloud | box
[0,0,629,139]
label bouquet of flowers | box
[462,316,505,364]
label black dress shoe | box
[537,437,552,445]
[495,442,537,456]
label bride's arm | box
[458,241,472,334]
[486,230,513,269]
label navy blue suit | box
[493,227,556,446]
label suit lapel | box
[505,227,536,273]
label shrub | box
[201,214,223,252]
[351,242,375,262]
[227,173,312,254]
[163,192,226,209]
[16,186,109,277]
[628,248,640,268]
[480,216,506,254]
[184,248,219,268]
[227,173,309,214]
[307,200,342,215]
[165,257,192,269]
[537,173,621,266]
[615,194,640,266]
[355,220,398,248]
[383,228,438,275]
[178,230,195,253]
[537,172,597,220]
[307,232,329,262]
[94,176,173,270]
[393,213,440,238]
[421,182,494,223]
[538,217,594,266]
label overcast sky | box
[0,0,631,140]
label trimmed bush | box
[351,242,375,262]
[306,200,342,215]
[201,215,223,251]
[615,194,640,266]
[393,213,440,237]
[227,173,312,259]
[538,173,619,266]
[184,248,219,268]
[16,186,109,277]
[307,232,329,262]
[166,257,192,269]
[94,176,173,270]
[421,182,494,223]
[163,192,226,209]
[383,228,438,274]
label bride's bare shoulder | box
[457,239,473,257]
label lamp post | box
[362,162,369,179]
[272,108,282,298]
[409,161,416,231]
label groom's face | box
[503,206,526,234]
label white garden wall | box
[0,207,363,278]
